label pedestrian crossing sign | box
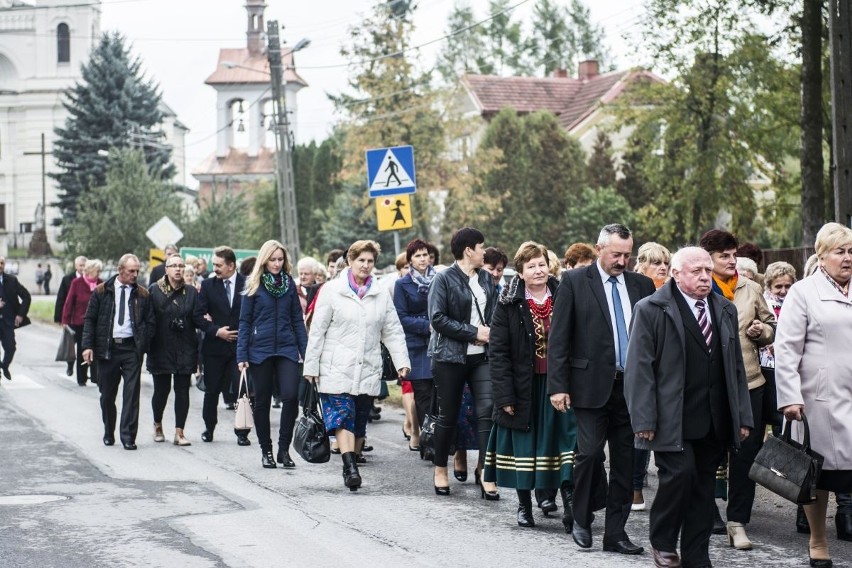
[376,195,413,231]
[366,145,416,197]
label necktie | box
[608,276,628,370]
[118,285,127,326]
[224,279,232,307]
[696,299,712,348]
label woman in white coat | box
[303,240,410,491]
[775,222,852,568]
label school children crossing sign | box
[366,145,417,197]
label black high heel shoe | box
[454,469,468,482]
[480,484,500,501]
[402,425,411,441]
[261,450,277,469]
[434,471,450,496]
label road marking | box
[1,374,45,390]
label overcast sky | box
[99,0,647,185]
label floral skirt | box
[320,393,372,438]
[483,374,576,490]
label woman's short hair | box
[563,243,596,268]
[763,261,796,289]
[736,257,759,279]
[737,242,763,265]
[239,256,256,277]
[405,239,430,263]
[426,243,440,265]
[395,252,408,270]
[814,222,852,260]
[347,240,381,263]
[547,250,561,277]
[450,227,485,260]
[513,241,549,273]
[297,256,322,274]
[699,229,739,254]
[483,247,508,268]
[84,259,103,275]
[635,242,671,271]
[183,265,197,281]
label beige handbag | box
[234,369,254,431]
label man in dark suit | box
[548,223,655,555]
[54,256,87,375]
[0,256,32,380]
[196,246,250,446]
[624,247,752,568]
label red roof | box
[192,147,276,177]
[205,48,307,87]
[462,69,664,131]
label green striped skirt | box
[483,373,577,490]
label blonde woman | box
[237,240,308,469]
[635,242,671,290]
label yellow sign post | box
[149,248,166,267]
[376,194,413,231]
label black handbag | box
[749,412,824,504]
[55,325,76,363]
[380,343,396,381]
[418,385,439,458]
[293,382,330,464]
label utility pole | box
[830,0,852,226]
[266,20,301,261]
[22,132,53,256]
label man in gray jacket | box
[624,247,753,568]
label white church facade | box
[0,0,188,250]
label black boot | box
[560,483,574,534]
[836,512,852,542]
[277,448,295,468]
[261,449,277,469]
[342,452,362,491]
[797,505,811,534]
[517,490,535,527]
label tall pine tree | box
[52,33,174,221]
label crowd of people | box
[18,220,850,568]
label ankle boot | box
[726,521,752,550]
[342,451,362,491]
[517,503,535,527]
[173,428,191,446]
[560,485,574,534]
[836,512,852,542]
[153,423,165,443]
[797,505,811,534]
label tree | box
[528,0,608,76]
[436,2,489,83]
[564,187,634,244]
[60,149,182,262]
[799,0,825,244]
[52,33,174,221]
[587,130,617,189]
[182,191,254,250]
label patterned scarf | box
[262,271,289,298]
[157,276,184,296]
[819,266,849,298]
[409,265,436,295]
[711,273,738,301]
[763,290,784,319]
[347,269,372,299]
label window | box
[57,23,70,63]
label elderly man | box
[82,254,155,450]
[54,255,87,375]
[548,223,655,554]
[624,247,752,568]
[0,256,31,380]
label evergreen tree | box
[586,130,617,189]
[436,2,488,83]
[528,0,607,77]
[292,141,317,252]
[52,33,174,220]
[60,149,182,261]
[183,190,253,250]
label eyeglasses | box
[167,264,186,269]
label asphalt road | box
[1,322,850,567]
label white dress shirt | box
[596,261,632,367]
[112,282,134,338]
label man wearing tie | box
[82,254,155,449]
[548,224,655,554]
[624,247,752,567]
[0,256,32,380]
[196,246,250,446]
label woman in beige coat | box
[700,229,776,549]
[776,222,852,568]
[303,240,410,491]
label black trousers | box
[432,355,492,468]
[97,343,142,444]
[410,379,434,429]
[651,431,725,566]
[152,373,191,429]
[250,356,300,452]
[70,324,94,385]
[572,379,634,542]
[201,353,247,437]
[0,322,16,369]
[727,385,764,524]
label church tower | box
[192,1,307,204]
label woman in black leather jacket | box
[427,227,498,498]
